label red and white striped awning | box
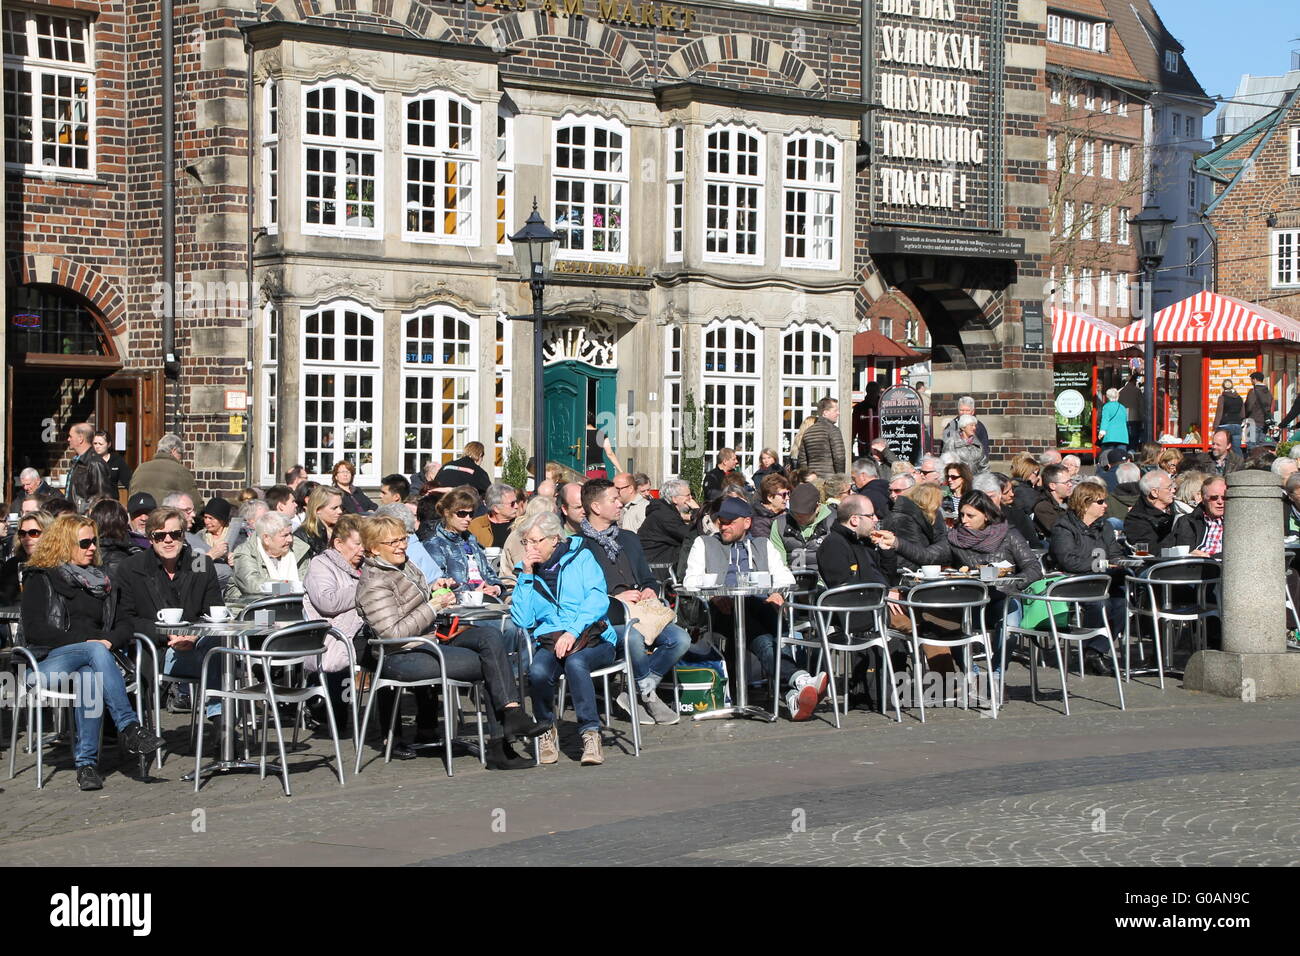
[1118,291,1300,344]
[1051,307,1130,354]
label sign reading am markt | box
[871,0,1005,232]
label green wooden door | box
[544,361,617,474]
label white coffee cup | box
[702,573,719,588]
[156,607,184,625]
[208,605,231,622]
[750,571,772,588]
[461,590,484,606]
[921,565,943,580]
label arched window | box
[403,91,479,243]
[300,300,382,478]
[402,305,478,472]
[262,79,278,232]
[704,125,764,264]
[782,133,840,268]
[702,318,761,474]
[7,283,110,355]
[302,78,381,237]
[553,114,628,260]
[780,324,837,457]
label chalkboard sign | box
[879,385,925,464]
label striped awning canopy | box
[1051,307,1131,354]
[1118,291,1300,344]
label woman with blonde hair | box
[1047,482,1125,676]
[752,448,783,485]
[1174,470,1207,517]
[0,509,54,603]
[884,482,949,571]
[19,514,164,789]
[295,485,345,558]
[1157,448,1183,476]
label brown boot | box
[537,726,559,765]
[580,730,604,766]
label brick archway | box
[474,13,650,82]
[6,255,126,337]
[265,0,455,41]
[661,33,822,92]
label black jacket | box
[702,467,742,502]
[1169,505,1219,552]
[432,456,491,496]
[1244,383,1274,425]
[750,504,782,544]
[577,528,656,626]
[639,498,693,568]
[885,496,950,570]
[339,488,376,515]
[1209,452,1244,476]
[855,480,892,522]
[1048,510,1121,575]
[20,566,131,651]
[1107,481,1142,520]
[1011,480,1042,515]
[295,523,330,559]
[818,522,897,591]
[937,526,1043,585]
[1214,390,1245,427]
[0,553,28,604]
[68,451,112,511]
[1034,495,1069,540]
[115,545,224,646]
[1123,497,1176,552]
[98,538,140,581]
[1004,501,1041,548]
[103,452,133,496]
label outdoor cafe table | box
[156,618,287,782]
[674,583,791,723]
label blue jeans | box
[165,635,225,719]
[529,641,618,734]
[1221,423,1242,452]
[33,642,139,767]
[617,622,690,693]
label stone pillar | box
[1184,470,1300,698]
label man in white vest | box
[683,497,829,720]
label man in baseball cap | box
[127,492,157,549]
[682,491,830,721]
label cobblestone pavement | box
[2,666,1299,866]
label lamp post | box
[509,199,560,493]
[1129,206,1173,443]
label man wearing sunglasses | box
[1169,475,1227,558]
[915,456,944,486]
[117,507,225,716]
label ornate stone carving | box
[542,317,616,367]
[258,268,285,304]
[254,50,282,82]
[408,277,479,313]
[394,59,487,99]
[302,269,383,303]
[293,48,387,86]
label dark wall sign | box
[870,0,1006,232]
[879,384,925,464]
[868,229,1025,260]
[1022,303,1044,351]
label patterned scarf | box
[581,519,622,562]
[55,561,111,599]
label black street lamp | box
[509,199,560,493]
[1130,205,1173,443]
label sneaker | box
[76,765,104,791]
[119,722,164,757]
[1288,630,1300,651]
[537,726,560,765]
[615,691,655,726]
[786,684,820,721]
[640,690,680,725]
[169,686,192,713]
[580,729,604,766]
[809,671,831,703]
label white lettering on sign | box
[874,0,993,218]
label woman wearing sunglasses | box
[940,461,974,526]
[424,487,505,600]
[1,509,54,604]
[19,514,165,790]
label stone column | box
[1184,469,1300,698]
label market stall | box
[852,331,927,453]
[1117,291,1300,448]
[1050,307,1135,456]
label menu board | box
[878,385,926,463]
[1054,362,1094,449]
[1206,357,1256,425]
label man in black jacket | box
[850,458,892,521]
[639,478,698,569]
[66,423,112,512]
[1208,428,1244,477]
[431,441,492,495]
[1123,470,1176,552]
[1169,476,1226,557]
[116,507,225,715]
[577,479,688,725]
[702,449,742,502]
[1244,371,1274,448]
[819,495,898,590]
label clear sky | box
[1157,1,1300,116]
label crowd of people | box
[4,402,1296,793]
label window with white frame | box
[1101,92,1112,114]
[1099,271,1111,310]
[780,325,836,458]
[663,324,683,477]
[1187,237,1199,277]
[493,316,511,476]
[1047,14,1060,41]
[3,9,93,174]
[1082,139,1095,176]
[403,91,478,243]
[704,125,763,263]
[1062,268,1074,304]
[496,106,514,253]
[783,132,839,267]
[302,79,381,237]
[262,80,278,232]
[1067,139,1077,173]
[666,125,684,261]
[1079,270,1093,309]
[1085,85,1095,111]
[1290,128,1300,176]
[1188,164,1197,208]
[1274,230,1299,288]
[301,301,382,479]
[402,305,478,473]
[1050,76,1061,105]
[1093,22,1106,52]
[260,303,279,485]
[1063,201,1075,234]
[553,114,628,259]
[1047,135,1057,171]
[1186,115,1195,138]
[1117,96,1128,117]
[1100,207,1112,243]
[1164,50,1179,73]
[1101,141,1113,179]
[1061,18,1075,45]
[1115,273,1129,313]
[1118,145,1131,181]
[1081,202,1094,240]
[1119,208,1131,244]
[702,318,761,474]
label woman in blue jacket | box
[511,511,617,767]
[1097,387,1129,456]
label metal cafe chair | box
[1123,558,1221,689]
[354,634,488,778]
[7,645,79,789]
[779,583,902,726]
[1003,574,1126,716]
[237,595,306,623]
[556,618,643,757]
[193,620,346,796]
[891,580,996,722]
